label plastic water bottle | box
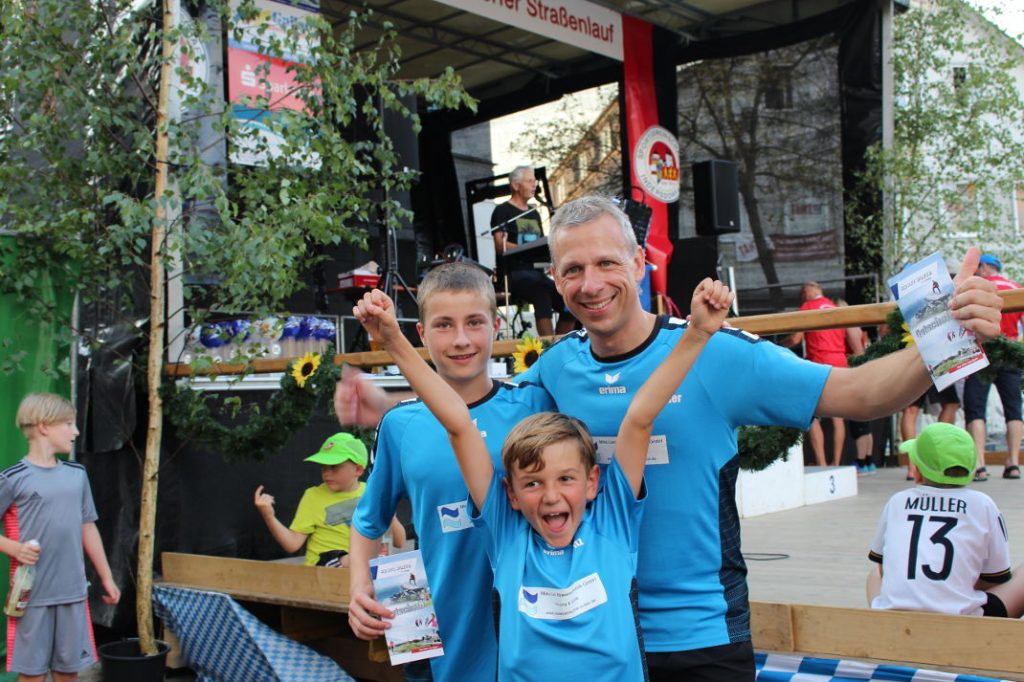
[5,540,40,618]
[378,530,393,557]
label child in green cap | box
[866,421,1024,617]
[255,432,405,566]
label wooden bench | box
[750,600,1023,678]
[159,552,401,682]
[160,560,1024,679]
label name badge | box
[436,500,473,533]
[518,572,608,621]
[594,435,669,466]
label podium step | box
[803,465,859,505]
[736,444,859,518]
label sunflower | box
[900,322,916,348]
[291,352,322,388]
[512,335,545,374]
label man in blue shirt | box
[337,198,1003,680]
[516,196,1003,680]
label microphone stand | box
[478,206,541,237]
[484,201,547,339]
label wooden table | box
[159,552,401,682]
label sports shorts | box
[847,419,871,438]
[964,369,1022,423]
[982,592,1009,618]
[913,384,959,409]
[647,640,755,682]
[7,600,96,676]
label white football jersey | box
[869,485,1011,616]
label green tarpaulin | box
[0,235,75,674]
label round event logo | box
[633,126,680,203]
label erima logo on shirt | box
[599,371,626,395]
[472,418,487,438]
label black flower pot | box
[98,638,170,682]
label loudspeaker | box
[693,160,740,235]
[666,237,718,316]
[612,197,653,245]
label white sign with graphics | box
[633,125,680,203]
[518,572,608,620]
[594,435,669,466]
[433,0,623,61]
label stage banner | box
[432,0,623,61]
[622,16,678,297]
[227,0,320,167]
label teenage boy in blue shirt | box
[353,277,734,680]
[346,262,553,682]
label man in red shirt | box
[784,282,864,466]
[964,254,1022,480]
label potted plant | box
[0,0,472,666]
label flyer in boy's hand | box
[888,252,988,390]
[369,549,444,666]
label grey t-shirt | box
[0,458,98,606]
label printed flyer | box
[370,549,444,666]
[888,252,988,390]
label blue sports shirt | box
[517,317,829,652]
[474,458,646,681]
[352,380,554,682]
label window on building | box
[600,123,615,161]
[946,182,978,235]
[952,66,967,91]
[1015,185,1024,234]
[574,155,587,184]
[764,67,794,110]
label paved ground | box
[743,462,1024,607]
[77,462,1023,680]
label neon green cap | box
[304,432,368,467]
[899,422,975,485]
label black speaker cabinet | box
[666,236,719,316]
[693,160,741,235]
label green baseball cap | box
[304,432,368,467]
[899,422,975,485]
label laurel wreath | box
[848,309,1024,386]
[161,350,375,462]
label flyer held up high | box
[888,252,988,391]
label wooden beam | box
[160,552,349,611]
[749,601,794,652]
[165,288,1024,376]
[750,600,1024,675]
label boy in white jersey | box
[867,422,1024,617]
[354,278,733,680]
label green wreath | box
[162,344,802,471]
[738,425,803,472]
[848,309,1024,387]
[162,350,375,462]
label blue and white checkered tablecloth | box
[153,585,354,682]
[756,652,1011,682]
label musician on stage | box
[491,165,576,337]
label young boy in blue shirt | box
[346,262,553,681]
[354,277,733,680]
[0,393,120,682]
